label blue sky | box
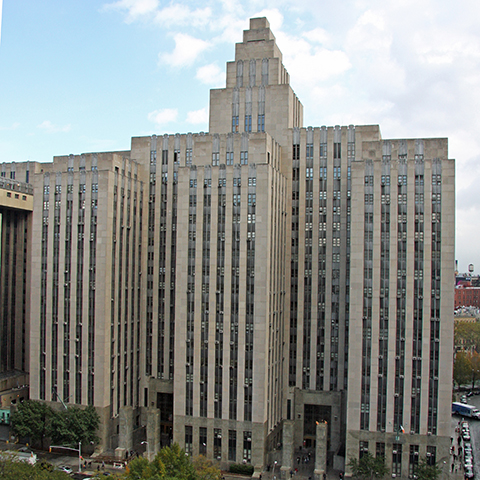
[1,0,480,271]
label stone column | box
[115,406,133,460]
[314,422,327,480]
[280,420,295,480]
[146,407,160,460]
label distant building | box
[0,18,455,479]
[455,284,480,309]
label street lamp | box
[272,460,278,480]
[79,441,82,473]
[141,441,150,460]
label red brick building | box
[455,285,480,309]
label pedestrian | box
[451,463,454,473]
[323,473,327,480]
[297,457,300,465]
[102,461,105,470]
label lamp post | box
[272,460,278,480]
[141,441,150,461]
[79,441,82,473]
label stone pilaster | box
[280,420,295,479]
[115,406,133,460]
[146,407,160,460]
[314,422,327,480]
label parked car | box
[57,465,73,474]
[464,466,474,479]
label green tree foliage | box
[453,351,474,387]
[415,457,441,480]
[123,444,217,480]
[11,400,99,449]
[455,321,480,351]
[125,456,154,480]
[10,400,52,449]
[348,451,389,480]
[192,455,222,480]
[48,405,100,445]
[157,444,196,480]
[0,457,70,480]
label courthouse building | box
[0,17,455,478]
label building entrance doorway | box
[157,392,173,447]
[304,404,331,449]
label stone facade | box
[0,17,455,479]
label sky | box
[0,0,479,272]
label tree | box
[453,351,472,387]
[0,457,70,479]
[10,400,53,449]
[470,351,480,388]
[157,444,196,480]
[124,456,153,480]
[192,455,222,480]
[348,452,389,480]
[455,321,480,352]
[48,405,100,446]
[415,457,441,480]
[11,400,100,450]
[123,444,199,480]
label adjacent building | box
[0,17,455,478]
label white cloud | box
[196,63,225,86]
[303,27,330,46]
[0,122,20,131]
[161,33,211,67]
[147,108,178,127]
[186,108,208,125]
[103,0,159,22]
[153,4,212,28]
[37,121,71,133]
[251,8,284,32]
[345,9,405,95]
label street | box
[454,392,480,477]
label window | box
[228,430,236,461]
[232,116,239,133]
[240,151,248,165]
[212,152,219,166]
[319,143,327,157]
[214,429,222,460]
[392,444,402,476]
[245,115,252,133]
[185,426,193,456]
[226,152,234,166]
[258,114,265,132]
[334,142,341,159]
[186,149,192,166]
[200,428,207,456]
